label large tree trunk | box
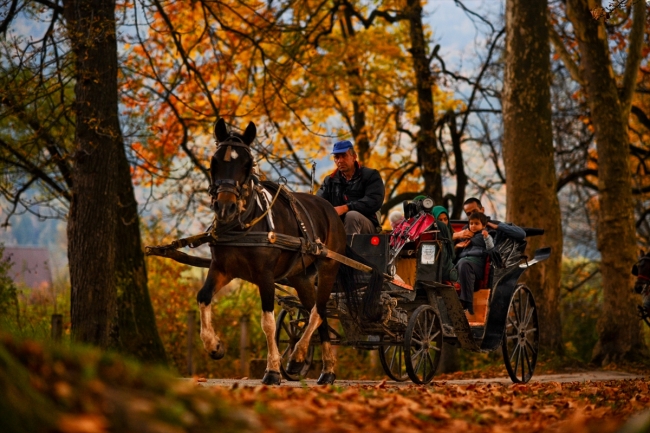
[406,0,443,203]
[566,0,646,364]
[502,0,564,354]
[114,153,167,363]
[64,0,120,346]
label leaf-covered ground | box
[1,333,649,433]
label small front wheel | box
[502,284,539,383]
[275,308,314,381]
[378,340,408,382]
[404,305,443,384]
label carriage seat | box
[443,256,492,325]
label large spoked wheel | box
[378,339,408,382]
[502,284,539,383]
[275,308,314,381]
[404,305,443,384]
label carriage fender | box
[479,247,551,351]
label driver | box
[317,140,385,234]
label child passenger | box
[455,211,493,314]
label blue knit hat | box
[332,140,353,154]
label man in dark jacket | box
[317,140,385,234]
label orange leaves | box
[203,379,650,433]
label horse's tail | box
[335,245,384,322]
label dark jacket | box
[317,162,385,227]
[458,231,491,259]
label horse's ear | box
[214,118,229,143]
[242,121,256,145]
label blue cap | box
[332,140,353,154]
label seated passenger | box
[317,140,385,235]
[455,211,493,314]
[432,205,456,282]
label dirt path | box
[196,370,647,388]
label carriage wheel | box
[404,305,443,384]
[502,284,539,383]
[378,339,408,382]
[275,308,314,381]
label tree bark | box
[114,152,167,363]
[566,0,646,364]
[406,0,443,203]
[64,0,121,347]
[502,0,564,354]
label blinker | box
[632,264,639,276]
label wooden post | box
[240,314,250,378]
[187,310,196,377]
[51,314,62,341]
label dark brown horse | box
[196,118,348,385]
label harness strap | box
[243,184,284,229]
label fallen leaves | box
[2,333,649,433]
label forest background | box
[0,0,649,379]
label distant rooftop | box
[2,246,53,289]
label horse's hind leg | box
[259,278,282,385]
[196,268,231,360]
[286,261,338,384]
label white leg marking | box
[199,303,220,353]
[321,341,337,373]
[292,306,322,362]
[261,311,281,372]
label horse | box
[632,250,650,326]
[196,118,381,385]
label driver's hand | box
[334,205,349,216]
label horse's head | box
[209,118,257,224]
[633,250,650,294]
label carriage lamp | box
[370,236,380,246]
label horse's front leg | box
[259,280,282,385]
[196,267,231,360]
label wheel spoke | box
[522,304,534,329]
[281,321,293,339]
[522,291,530,324]
[524,345,532,377]
[414,350,425,375]
[281,345,291,358]
[411,337,424,346]
[428,313,437,337]
[511,343,520,365]
[525,339,537,355]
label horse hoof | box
[209,349,225,360]
[261,370,282,385]
[317,372,336,385]
[286,360,305,375]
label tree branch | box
[619,0,646,121]
[548,19,584,85]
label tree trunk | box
[502,0,564,354]
[406,0,442,203]
[64,0,120,347]
[566,0,646,364]
[114,152,167,363]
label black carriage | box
[275,205,550,385]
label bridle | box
[209,136,255,198]
[209,136,258,226]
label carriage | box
[274,199,550,385]
[147,119,550,386]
